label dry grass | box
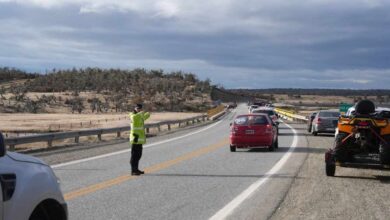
[274,94,363,104]
[0,112,202,134]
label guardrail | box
[275,108,308,123]
[207,105,225,118]
[4,115,208,151]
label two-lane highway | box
[51,104,308,219]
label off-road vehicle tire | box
[334,132,352,162]
[326,163,336,176]
[379,135,390,165]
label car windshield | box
[319,111,340,117]
[234,115,269,125]
[252,110,275,116]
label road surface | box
[34,104,390,220]
[43,104,306,219]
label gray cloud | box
[1,0,390,88]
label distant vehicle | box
[226,102,237,109]
[0,132,68,220]
[230,114,278,152]
[307,112,318,132]
[251,107,280,133]
[345,106,390,117]
[253,101,266,107]
[311,111,340,136]
[248,105,259,113]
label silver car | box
[311,111,340,136]
[0,132,68,220]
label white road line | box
[52,118,225,169]
[209,122,298,220]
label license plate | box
[326,128,334,131]
[245,130,255,134]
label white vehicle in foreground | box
[0,132,67,220]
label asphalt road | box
[47,104,308,220]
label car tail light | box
[358,121,369,126]
[315,118,322,124]
[231,127,239,135]
[265,124,272,133]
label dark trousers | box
[130,144,143,172]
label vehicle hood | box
[6,152,48,166]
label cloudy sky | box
[1,0,390,89]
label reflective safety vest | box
[129,111,150,145]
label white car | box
[248,105,259,113]
[0,132,67,220]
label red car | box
[230,113,278,152]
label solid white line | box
[209,122,298,220]
[52,119,225,169]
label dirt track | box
[271,127,390,220]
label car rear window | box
[234,115,269,125]
[319,111,340,117]
[252,110,275,116]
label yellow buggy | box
[325,100,390,176]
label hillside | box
[0,68,212,113]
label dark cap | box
[135,104,143,109]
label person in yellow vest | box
[129,103,150,175]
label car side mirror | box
[0,132,6,157]
[230,122,233,126]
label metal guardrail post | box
[48,140,52,148]
[75,136,79,143]
[168,124,171,131]
[117,131,121,138]
[98,133,102,141]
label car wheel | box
[274,138,279,149]
[268,143,275,152]
[230,145,236,152]
[379,135,390,165]
[311,125,317,136]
